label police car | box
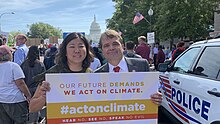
[158,38,220,124]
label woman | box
[29,32,93,112]
[21,45,46,95]
[0,45,31,123]
[21,45,46,123]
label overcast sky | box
[0,0,115,34]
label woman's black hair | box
[26,45,40,67]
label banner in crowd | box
[46,72,159,124]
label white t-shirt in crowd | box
[0,61,26,103]
[90,58,101,71]
[153,47,158,54]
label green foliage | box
[28,22,62,39]
[7,31,23,46]
[107,0,153,43]
[155,0,218,41]
[107,0,220,42]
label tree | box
[28,22,62,39]
[107,0,153,42]
[155,0,220,41]
[107,0,220,43]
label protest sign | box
[46,72,159,124]
[147,32,155,44]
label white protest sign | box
[147,32,155,44]
[46,72,159,124]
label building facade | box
[86,15,101,44]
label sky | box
[0,0,115,35]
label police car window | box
[173,47,200,73]
[194,46,220,80]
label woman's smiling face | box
[66,38,87,65]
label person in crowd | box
[93,46,106,65]
[43,45,58,70]
[0,37,3,46]
[164,46,170,59]
[47,43,53,49]
[167,43,176,60]
[171,43,176,53]
[0,35,7,46]
[149,44,154,66]
[0,45,31,123]
[156,45,165,70]
[13,34,29,65]
[39,39,47,56]
[124,41,142,58]
[89,46,101,70]
[172,41,185,61]
[21,45,46,123]
[135,36,150,61]
[95,29,162,105]
[152,42,159,70]
[29,32,93,112]
[21,45,46,95]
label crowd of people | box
[0,29,187,123]
[123,35,186,70]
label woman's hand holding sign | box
[40,81,51,98]
[29,81,51,112]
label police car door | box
[182,45,220,124]
[159,47,201,124]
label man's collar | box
[108,57,128,72]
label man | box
[95,29,162,105]
[135,36,150,61]
[13,34,29,65]
[124,41,142,58]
